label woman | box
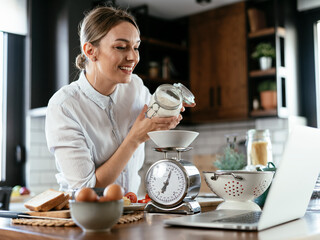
[45,6,194,194]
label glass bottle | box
[149,61,159,78]
[246,129,273,167]
[146,83,194,118]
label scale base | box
[144,200,201,215]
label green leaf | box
[257,80,277,92]
[214,146,246,170]
[251,43,276,59]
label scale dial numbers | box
[146,160,187,206]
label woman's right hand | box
[126,105,182,146]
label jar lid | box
[173,83,195,105]
[247,129,270,139]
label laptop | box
[164,125,320,231]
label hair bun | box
[76,54,87,70]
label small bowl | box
[147,130,199,148]
[203,171,274,211]
[69,199,123,232]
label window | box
[0,0,27,186]
[0,32,7,181]
[315,21,320,127]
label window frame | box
[0,32,8,182]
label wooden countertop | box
[2,201,320,240]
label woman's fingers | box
[139,104,149,120]
[183,102,196,108]
[150,115,182,130]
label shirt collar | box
[77,71,119,109]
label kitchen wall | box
[26,113,306,195]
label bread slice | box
[24,189,66,212]
[54,194,70,210]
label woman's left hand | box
[127,105,183,146]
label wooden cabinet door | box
[189,2,248,122]
[215,3,248,119]
[189,17,218,119]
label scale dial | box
[145,159,188,207]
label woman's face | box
[95,21,140,88]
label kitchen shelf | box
[246,0,295,119]
[139,74,188,85]
[249,68,276,77]
[250,109,277,117]
[141,37,187,51]
[248,27,286,38]
[130,5,189,95]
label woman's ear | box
[83,42,97,62]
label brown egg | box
[98,195,109,202]
[75,188,98,202]
[103,184,124,201]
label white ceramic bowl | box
[147,130,199,148]
[203,171,274,211]
[69,200,123,232]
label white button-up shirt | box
[45,71,151,193]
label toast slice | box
[24,189,66,212]
[54,194,70,210]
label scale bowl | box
[203,171,274,211]
[147,130,199,148]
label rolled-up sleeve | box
[45,103,96,190]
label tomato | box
[138,198,151,203]
[125,192,137,203]
[145,193,151,199]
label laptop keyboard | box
[212,211,262,224]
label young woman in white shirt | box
[45,6,195,193]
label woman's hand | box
[181,102,196,112]
[127,105,182,146]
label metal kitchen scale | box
[145,147,201,214]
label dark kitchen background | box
[1,0,320,196]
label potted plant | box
[214,146,246,170]
[251,43,275,70]
[258,80,277,110]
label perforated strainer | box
[203,171,274,211]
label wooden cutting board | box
[26,210,71,218]
[197,197,223,207]
[193,154,218,193]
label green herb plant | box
[251,43,276,59]
[257,80,277,92]
[214,146,246,170]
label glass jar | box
[146,83,194,118]
[246,129,273,167]
[149,61,159,78]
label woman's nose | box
[126,48,139,62]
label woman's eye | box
[134,47,139,51]
[116,46,126,50]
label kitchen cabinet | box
[130,6,189,94]
[189,2,248,122]
[246,0,299,118]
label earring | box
[92,57,97,62]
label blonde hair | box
[75,6,139,70]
